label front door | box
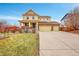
[32,23,36,28]
[32,23,36,33]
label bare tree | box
[61,7,79,30]
[0,19,9,39]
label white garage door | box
[53,26,59,31]
[39,26,51,32]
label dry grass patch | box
[0,33,39,56]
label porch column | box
[36,22,38,33]
[29,22,31,27]
[19,22,21,27]
[20,22,24,27]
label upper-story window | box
[27,16,29,19]
[47,18,49,20]
[23,16,39,20]
[32,16,34,19]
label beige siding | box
[28,16,38,20]
[34,16,39,20]
[39,25,51,32]
[23,16,39,20]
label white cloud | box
[0,15,21,20]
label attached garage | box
[38,21,60,32]
[39,25,51,31]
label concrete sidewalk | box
[39,31,79,56]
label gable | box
[23,9,39,16]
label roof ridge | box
[23,9,39,16]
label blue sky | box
[0,3,78,26]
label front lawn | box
[0,33,39,56]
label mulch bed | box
[69,30,79,34]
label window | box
[32,16,34,19]
[47,18,49,20]
[27,16,29,19]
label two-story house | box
[19,9,60,32]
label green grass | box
[0,33,39,56]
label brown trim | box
[19,20,60,25]
[51,26,53,31]
[19,20,38,22]
[39,16,51,18]
[38,22,60,26]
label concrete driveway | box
[39,31,79,56]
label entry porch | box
[19,20,39,33]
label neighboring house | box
[19,9,60,32]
